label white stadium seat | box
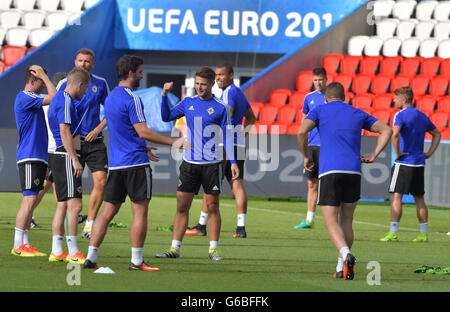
[415,21,436,41]
[376,18,399,40]
[36,0,60,12]
[68,12,82,26]
[396,20,416,40]
[28,27,54,46]
[382,37,402,57]
[21,10,46,29]
[348,35,369,56]
[0,0,13,10]
[0,9,22,29]
[84,0,100,9]
[364,36,384,56]
[373,0,395,19]
[419,38,439,58]
[433,2,450,22]
[437,39,450,59]
[0,27,7,44]
[45,11,69,31]
[434,22,450,42]
[392,1,416,20]
[401,38,421,58]
[13,0,36,11]
[5,27,30,46]
[415,0,438,21]
[60,0,84,13]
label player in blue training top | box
[156,67,239,261]
[57,48,110,240]
[298,82,392,280]
[186,63,256,239]
[12,65,56,258]
[84,55,182,272]
[294,67,328,230]
[47,67,90,264]
[380,87,441,243]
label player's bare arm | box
[424,128,441,159]
[297,118,316,171]
[85,118,107,142]
[29,65,57,105]
[361,120,393,163]
[60,123,83,178]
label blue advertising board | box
[114,0,367,53]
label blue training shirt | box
[221,84,250,147]
[306,100,378,178]
[57,74,109,138]
[14,91,48,164]
[104,86,149,170]
[302,90,326,146]
[48,91,82,148]
[393,107,436,167]
[161,94,235,164]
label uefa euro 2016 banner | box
[114,0,367,53]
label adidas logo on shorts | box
[212,185,219,191]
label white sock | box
[199,212,208,226]
[339,246,351,261]
[51,235,64,255]
[14,228,25,249]
[306,212,315,224]
[23,229,30,247]
[390,222,400,233]
[336,257,344,272]
[131,247,143,266]
[171,240,182,251]
[87,246,98,263]
[237,214,246,227]
[209,241,218,250]
[66,236,79,256]
[420,222,428,233]
[85,220,94,228]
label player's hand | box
[72,158,83,178]
[303,157,314,171]
[162,82,174,96]
[230,163,239,180]
[361,153,376,163]
[147,146,160,162]
[423,152,432,159]
[395,152,409,160]
[172,137,191,150]
[29,65,47,80]
[84,129,100,142]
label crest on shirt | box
[92,85,98,93]
[188,106,194,111]
[207,107,215,115]
[310,100,314,105]
[34,178,40,186]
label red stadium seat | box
[259,105,278,125]
[345,91,355,104]
[250,102,263,119]
[352,75,372,94]
[416,95,437,114]
[352,94,373,109]
[430,112,449,130]
[288,92,306,109]
[373,109,392,125]
[341,55,362,75]
[373,93,393,110]
[410,75,430,96]
[269,89,291,107]
[390,75,410,91]
[277,105,297,125]
[334,74,353,91]
[425,132,432,140]
[268,123,287,135]
[360,56,381,76]
[360,107,375,115]
[440,59,450,78]
[437,97,450,113]
[296,71,313,92]
[0,61,4,74]
[371,75,391,94]
[441,128,450,141]
[380,56,402,77]
[429,76,448,97]
[364,129,379,136]
[1,45,27,66]
[286,123,301,135]
[400,56,423,78]
[421,57,442,78]
[322,53,343,75]
[249,122,268,134]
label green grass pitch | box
[0,192,449,292]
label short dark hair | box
[52,72,67,87]
[115,55,144,81]
[195,67,215,82]
[217,63,234,74]
[76,48,95,59]
[312,67,327,77]
[67,67,90,86]
[394,86,414,104]
[325,82,345,101]
[25,65,47,84]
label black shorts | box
[104,165,152,203]
[18,161,47,193]
[51,147,83,201]
[303,146,320,179]
[222,145,245,181]
[389,163,425,196]
[80,138,108,173]
[318,173,361,206]
[45,152,55,182]
[177,160,221,195]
